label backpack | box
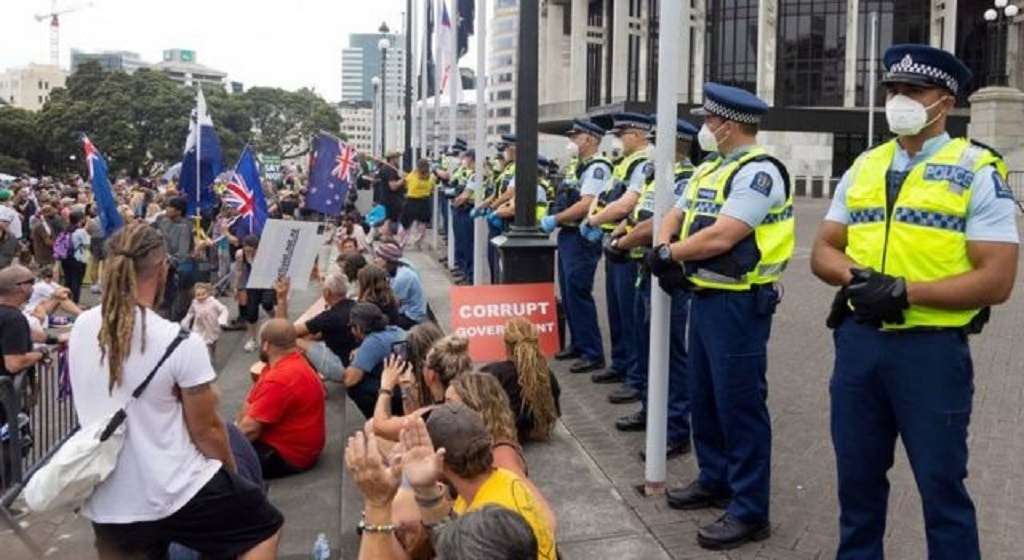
[52,231,72,260]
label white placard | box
[246,219,327,290]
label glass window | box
[705,0,759,93]
[494,37,515,51]
[495,0,517,8]
[494,19,516,34]
[955,0,993,99]
[775,0,847,107]
[855,0,931,106]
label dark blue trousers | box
[439,194,450,233]
[486,221,503,284]
[605,259,639,384]
[635,270,691,444]
[556,228,604,361]
[452,206,474,279]
[690,289,772,524]
[831,320,978,560]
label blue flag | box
[306,132,353,216]
[179,87,223,217]
[223,147,270,236]
[80,134,123,237]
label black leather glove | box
[847,268,909,325]
[645,244,676,277]
[657,265,690,294]
[826,287,851,330]
[602,237,630,263]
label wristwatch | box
[657,244,672,263]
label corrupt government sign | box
[450,283,560,362]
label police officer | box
[584,113,653,388]
[481,134,518,283]
[539,119,613,372]
[607,118,698,460]
[649,83,793,550]
[810,45,1018,560]
[450,149,477,284]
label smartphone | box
[391,340,409,360]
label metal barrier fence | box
[1,344,79,556]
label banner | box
[449,283,560,362]
[245,219,328,290]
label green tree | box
[0,106,41,174]
[244,87,341,159]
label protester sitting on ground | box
[402,321,445,409]
[446,372,558,530]
[274,273,357,383]
[180,282,229,361]
[344,421,540,560]
[373,241,429,329]
[338,212,370,253]
[344,302,408,418]
[67,223,282,558]
[236,318,326,479]
[480,317,561,442]
[236,235,277,352]
[358,264,402,326]
[341,252,367,299]
[371,334,473,441]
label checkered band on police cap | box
[703,97,762,124]
[887,53,959,95]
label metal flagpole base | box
[492,228,556,284]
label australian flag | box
[80,133,123,237]
[306,132,354,216]
[223,147,270,236]
[179,86,223,218]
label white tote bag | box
[23,330,188,512]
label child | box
[181,282,230,360]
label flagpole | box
[472,0,487,285]
[432,1,443,251]
[445,0,458,267]
[419,0,428,160]
[195,85,202,219]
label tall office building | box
[70,50,151,74]
[537,0,1024,177]
[487,0,520,141]
[341,32,407,153]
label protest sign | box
[450,283,560,362]
[246,219,327,290]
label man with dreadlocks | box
[67,223,284,559]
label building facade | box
[0,64,67,111]
[337,100,376,155]
[538,0,1024,177]
[70,50,151,74]
[487,0,521,141]
[342,33,408,154]
[155,49,227,88]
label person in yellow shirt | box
[400,159,436,250]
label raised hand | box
[344,427,402,508]
[399,416,445,494]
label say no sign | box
[450,283,560,362]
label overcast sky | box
[0,0,479,102]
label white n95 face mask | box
[565,141,580,157]
[697,124,719,152]
[609,137,624,152]
[885,94,945,136]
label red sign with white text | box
[449,283,560,362]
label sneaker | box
[243,339,257,352]
[90,284,101,294]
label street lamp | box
[371,76,381,157]
[984,0,1020,86]
[379,21,391,159]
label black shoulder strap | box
[968,138,1004,160]
[723,154,792,200]
[132,329,190,399]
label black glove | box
[847,268,908,325]
[602,237,630,263]
[645,244,676,277]
[657,265,690,294]
[825,287,851,330]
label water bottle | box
[311,533,330,560]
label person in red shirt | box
[237,318,326,478]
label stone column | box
[678,0,694,103]
[691,0,706,104]
[844,0,860,107]
[968,86,1024,167]
[931,0,958,52]
[611,0,630,103]
[756,0,778,104]
[569,0,588,106]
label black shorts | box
[92,469,284,560]
[401,197,432,228]
[242,288,276,324]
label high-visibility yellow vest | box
[679,147,794,290]
[626,162,694,259]
[844,137,1006,329]
[590,150,648,232]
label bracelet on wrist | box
[378,388,393,397]
[414,490,444,508]
[357,520,397,535]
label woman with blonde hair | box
[481,317,561,442]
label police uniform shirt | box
[674,147,787,227]
[825,133,1019,244]
[624,158,654,195]
[505,178,550,204]
[579,158,614,198]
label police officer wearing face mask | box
[450,148,476,284]
[649,83,794,550]
[606,118,699,459]
[540,119,613,372]
[583,113,654,387]
[811,44,1019,560]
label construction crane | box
[34,1,93,67]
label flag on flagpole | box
[437,1,455,95]
[306,132,354,216]
[80,133,123,237]
[457,0,475,59]
[179,86,223,218]
[223,147,270,236]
